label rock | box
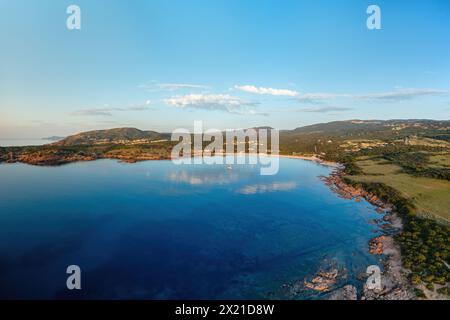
[369,236,388,255]
[318,269,339,279]
[328,285,358,300]
[304,268,339,292]
[322,170,417,300]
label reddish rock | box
[369,236,388,255]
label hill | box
[279,119,450,157]
[54,128,170,146]
[50,119,450,147]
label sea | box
[0,157,382,299]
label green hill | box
[279,119,450,157]
[54,128,170,146]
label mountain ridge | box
[54,127,171,146]
[54,119,450,146]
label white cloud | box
[72,109,114,116]
[234,85,299,97]
[297,93,347,104]
[139,82,210,91]
[158,83,210,90]
[300,106,353,113]
[127,105,151,111]
[295,88,447,104]
[72,102,152,117]
[164,94,259,114]
[358,88,447,101]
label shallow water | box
[0,157,382,299]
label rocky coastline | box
[0,149,170,166]
[0,147,346,168]
[320,168,416,300]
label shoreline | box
[1,150,342,168]
[210,152,342,168]
[321,167,416,300]
[277,154,342,168]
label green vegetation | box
[0,141,177,166]
[429,153,450,167]
[343,178,450,290]
[342,151,450,294]
[427,135,450,143]
[414,288,427,299]
[382,151,450,181]
[437,286,450,295]
[348,158,450,221]
[55,127,170,146]
[324,123,450,294]
[399,218,449,286]
[280,119,450,158]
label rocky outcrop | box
[322,173,390,210]
[0,148,171,166]
[328,285,358,300]
[0,151,7,163]
[362,234,415,300]
[5,150,100,166]
[304,269,339,292]
[369,236,388,255]
[322,170,416,300]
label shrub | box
[437,286,449,296]
[410,274,422,285]
[414,288,427,299]
[426,283,434,291]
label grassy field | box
[402,136,450,148]
[429,153,450,168]
[347,157,450,222]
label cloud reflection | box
[237,182,298,195]
[167,170,240,186]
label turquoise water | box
[0,158,381,299]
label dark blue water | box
[0,158,381,299]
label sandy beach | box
[208,152,342,168]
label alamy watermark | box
[66,5,81,30]
[366,265,382,291]
[66,4,381,31]
[367,5,382,30]
[171,121,280,176]
[66,265,82,290]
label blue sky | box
[0,0,449,138]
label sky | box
[0,0,449,139]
